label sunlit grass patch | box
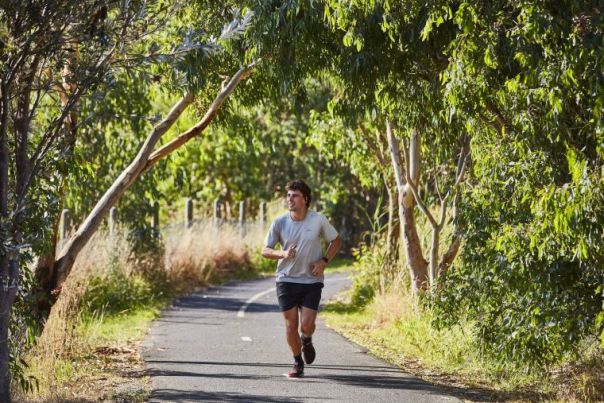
[323,282,604,401]
[163,223,252,291]
[80,307,162,345]
[325,257,354,273]
[19,222,270,401]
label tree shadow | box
[165,294,278,314]
[150,389,308,402]
[146,360,551,401]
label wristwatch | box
[321,256,329,264]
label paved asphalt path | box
[142,273,461,402]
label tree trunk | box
[438,236,461,277]
[429,228,440,287]
[0,258,18,403]
[50,92,195,295]
[399,185,429,292]
[437,135,470,278]
[386,121,428,293]
[50,63,255,298]
[34,52,82,312]
[385,180,399,262]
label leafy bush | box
[250,250,276,274]
[81,271,159,317]
[435,141,604,367]
[349,241,388,307]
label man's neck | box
[290,208,308,221]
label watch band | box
[321,256,329,264]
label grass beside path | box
[321,261,604,402]
[17,224,265,401]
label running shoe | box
[288,361,304,378]
[302,339,316,364]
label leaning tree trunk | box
[386,121,428,293]
[34,51,87,312]
[50,63,255,298]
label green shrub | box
[249,250,277,274]
[81,269,161,317]
[435,142,604,367]
[349,241,387,307]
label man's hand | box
[311,259,327,277]
[282,243,297,259]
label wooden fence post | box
[152,201,159,232]
[185,198,194,229]
[260,201,267,223]
[239,200,245,237]
[60,209,71,241]
[109,207,118,236]
[213,198,221,227]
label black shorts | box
[276,282,324,312]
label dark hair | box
[286,179,312,208]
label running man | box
[262,179,342,378]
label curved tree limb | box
[142,62,257,173]
[51,62,257,296]
[51,91,195,293]
[438,134,471,278]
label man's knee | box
[284,317,299,334]
[300,321,315,335]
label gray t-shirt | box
[264,211,339,284]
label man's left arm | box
[311,235,342,277]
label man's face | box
[286,190,305,211]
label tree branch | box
[51,91,195,292]
[52,61,258,295]
[400,131,438,228]
[386,119,405,189]
[142,62,257,173]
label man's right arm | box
[262,244,297,260]
[262,218,297,260]
[261,246,285,260]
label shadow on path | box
[146,360,546,402]
[146,360,406,374]
[167,295,278,314]
[150,389,308,402]
[147,360,449,399]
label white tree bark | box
[386,120,428,293]
[50,63,256,294]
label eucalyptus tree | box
[0,1,179,397]
[35,0,339,309]
[320,0,603,365]
[423,1,604,364]
[0,1,335,396]
[0,0,259,398]
[314,0,470,293]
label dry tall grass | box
[23,221,262,400]
[163,222,253,292]
[23,230,134,400]
[39,230,133,357]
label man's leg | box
[300,307,318,364]
[282,306,304,377]
[282,306,302,355]
[300,307,318,337]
